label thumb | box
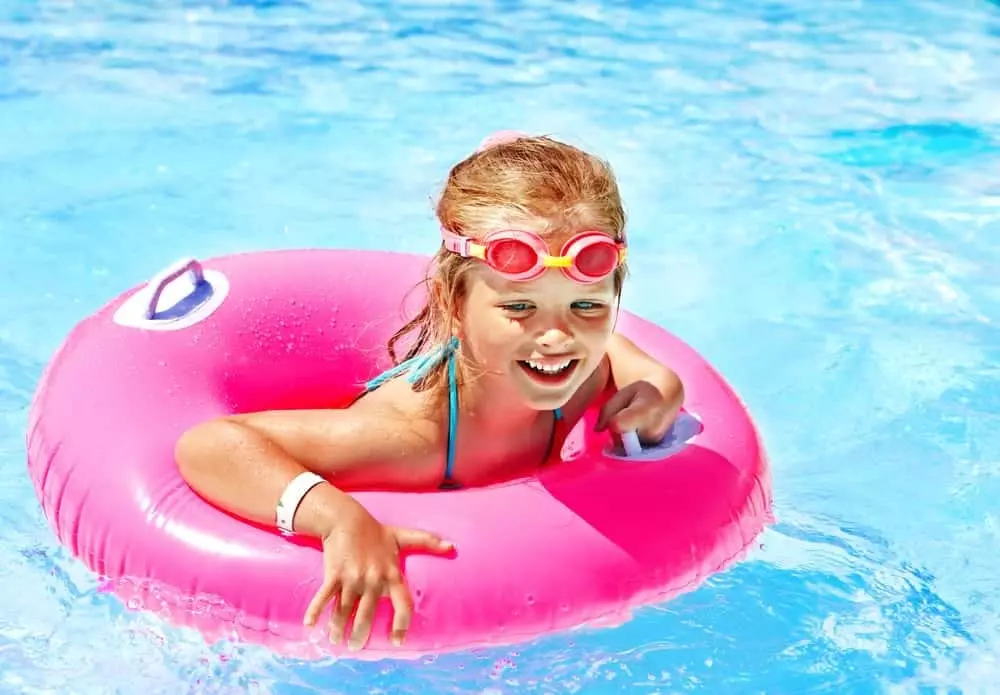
[389,526,454,553]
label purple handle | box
[143,257,205,320]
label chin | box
[519,391,574,412]
[510,357,590,410]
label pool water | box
[3,0,999,692]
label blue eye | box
[502,302,532,312]
[572,301,604,311]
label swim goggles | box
[440,228,626,283]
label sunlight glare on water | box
[1,0,999,692]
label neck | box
[456,368,545,433]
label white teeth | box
[524,359,572,374]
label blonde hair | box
[387,134,628,394]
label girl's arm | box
[174,407,437,537]
[601,332,685,442]
[175,407,451,650]
[607,332,684,405]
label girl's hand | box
[303,498,453,651]
[594,379,682,445]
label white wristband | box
[275,471,326,535]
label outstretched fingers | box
[303,577,338,628]
[387,573,414,647]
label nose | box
[537,324,575,354]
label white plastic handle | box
[621,430,642,457]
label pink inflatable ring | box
[26,249,772,659]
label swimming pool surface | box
[2,0,999,692]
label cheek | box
[462,313,523,365]
[578,315,616,351]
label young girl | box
[175,132,685,652]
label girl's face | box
[457,240,619,412]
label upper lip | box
[521,355,579,365]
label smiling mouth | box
[517,358,580,386]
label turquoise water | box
[3,0,1000,692]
